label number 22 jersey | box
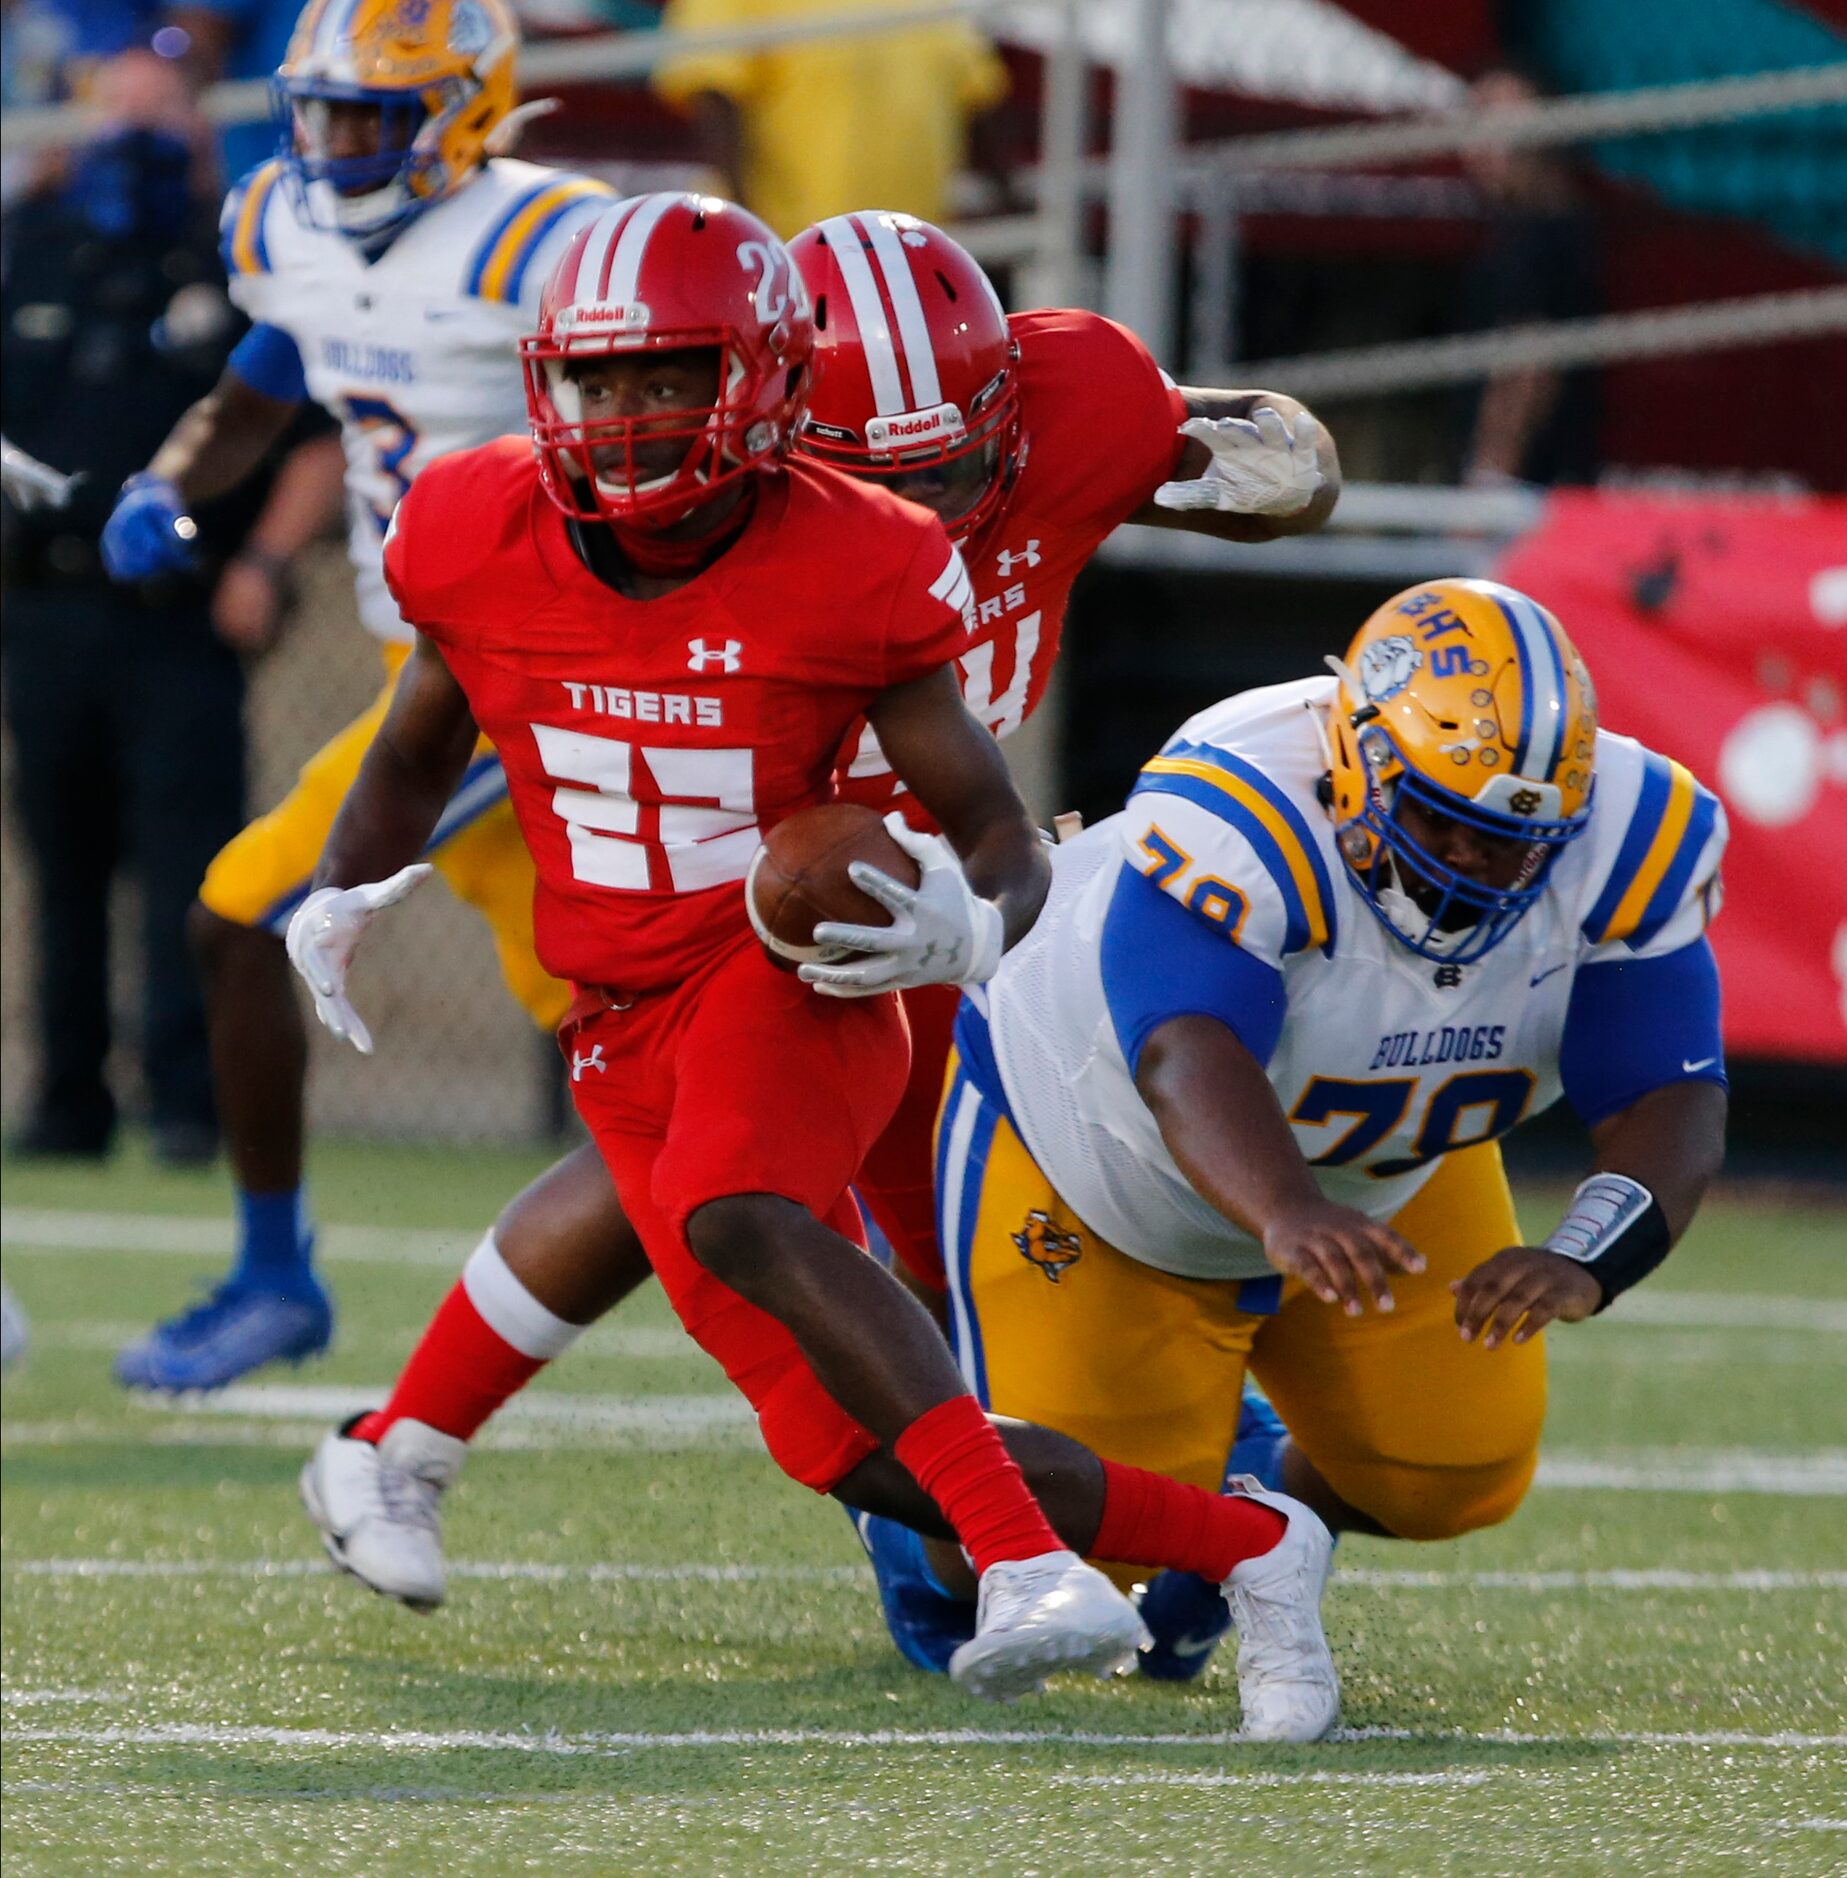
[383,440,974,993]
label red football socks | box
[352,1279,548,1446]
[892,1395,1065,1576]
[1091,1458,1287,1581]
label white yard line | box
[0,1417,756,1454]
[160,1382,753,1430]
[6,1722,1843,1755]
[3,1557,862,1584]
[1053,1770,1495,1789]
[7,1210,1844,1334]
[5,1557,1841,1593]
[0,1207,469,1267]
[8,1404,1847,1491]
[1535,1451,1847,1496]
[0,1689,126,1707]
[22,1322,695,1361]
[12,1387,1846,1494]
[1609,1293,1847,1333]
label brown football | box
[746,803,922,968]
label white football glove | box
[798,813,1004,1000]
[1,436,77,512]
[1153,408,1325,517]
[284,864,432,1054]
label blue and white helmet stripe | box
[1499,588,1569,782]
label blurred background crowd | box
[2,0,1843,1170]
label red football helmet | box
[787,211,1022,542]
[520,192,813,526]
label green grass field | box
[3,1140,1843,1876]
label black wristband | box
[1543,1174,1673,1313]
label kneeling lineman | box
[867,576,1729,1673]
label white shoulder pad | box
[455,158,617,312]
[1574,731,1728,960]
[219,159,291,316]
[1120,677,1341,967]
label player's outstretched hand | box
[1452,1246,1601,1349]
[284,865,432,1055]
[1261,1198,1426,1316]
[800,814,1004,999]
[1154,409,1325,518]
[100,473,199,581]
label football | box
[745,803,922,967]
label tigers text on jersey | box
[983,676,1727,1282]
[834,307,1187,814]
[384,440,973,992]
[221,157,611,640]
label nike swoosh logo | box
[1164,1629,1226,1658]
[424,308,465,321]
[1682,1057,1717,1073]
[1530,964,1569,988]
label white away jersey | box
[985,676,1727,1281]
[221,157,612,640]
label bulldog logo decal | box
[1013,1211,1083,1283]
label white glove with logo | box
[284,864,432,1054]
[1153,408,1325,517]
[799,814,1005,1000]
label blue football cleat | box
[113,1277,333,1393]
[1137,1387,1291,1682]
[849,1508,976,1674]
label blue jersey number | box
[1291,1069,1536,1178]
[342,394,419,533]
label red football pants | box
[565,937,909,1494]
[854,980,960,1292]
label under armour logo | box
[687,638,743,674]
[571,1044,607,1080]
[995,540,1041,578]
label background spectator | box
[652,0,1012,238]
[1,47,341,1164]
[164,1,301,179]
[1455,63,1603,487]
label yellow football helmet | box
[274,0,518,239]
[1326,577,1598,962]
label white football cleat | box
[949,1549,1151,1703]
[1219,1477,1340,1742]
[299,1415,464,1611]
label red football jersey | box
[834,306,1188,814]
[384,440,972,992]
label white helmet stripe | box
[604,192,682,306]
[864,214,941,411]
[820,215,906,416]
[567,202,632,306]
[1505,589,1567,782]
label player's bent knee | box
[683,1193,791,1295]
[756,1365,878,1493]
[1333,1450,1538,1542]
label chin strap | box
[607,479,758,577]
